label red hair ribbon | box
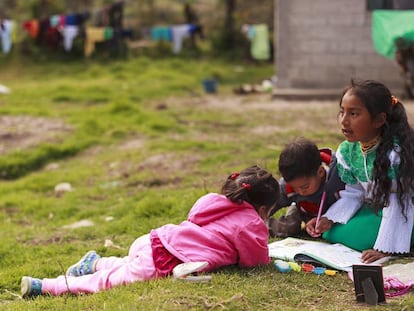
[230,172,240,180]
[241,183,251,191]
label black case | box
[352,264,386,305]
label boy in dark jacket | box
[269,137,344,237]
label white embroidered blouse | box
[324,140,414,253]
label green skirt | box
[322,205,414,251]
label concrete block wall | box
[275,0,403,91]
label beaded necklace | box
[359,134,381,154]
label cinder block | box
[275,0,401,89]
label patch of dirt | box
[0,115,73,155]
[118,138,146,150]
[165,94,414,134]
[137,153,201,172]
[102,152,202,191]
[22,232,79,246]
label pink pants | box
[42,234,156,295]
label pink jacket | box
[154,193,270,271]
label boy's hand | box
[361,249,389,263]
[305,218,319,237]
[305,217,333,237]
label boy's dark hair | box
[278,137,321,182]
[221,165,280,210]
[342,79,414,215]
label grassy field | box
[1,54,414,310]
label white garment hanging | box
[0,19,13,54]
[171,24,190,54]
[60,25,79,51]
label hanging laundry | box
[104,27,114,40]
[249,24,271,61]
[189,24,204,39]
[36,18,50,45]
[84,27,113,57]
[151,26,172,42]
[0,19,14,54]
[59,15,66,28]
[22,20,39,39]
[60,25,79,51]
[57,13,89,49]
[36,18,61,49]
[65,14,78,26]
[171,24,191,53]
[50,15,61,28]
[242,24,271,61]
[49,14,66,29]
[21,11,89,52]
[46,27,61,49]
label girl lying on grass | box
[21,165,279,297]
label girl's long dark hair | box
[342,80,414,216]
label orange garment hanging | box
[22,20,39,39]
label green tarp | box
[372,10,414,59]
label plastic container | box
[202,79,217,94]
[301,263,315,273]
[288,262,302,272]
[274,260,292,273]
[313,267,326,275]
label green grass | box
[1,54,413,310]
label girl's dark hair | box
[221,165,280,211]
[341,79,414,215]
[278,137,321,182]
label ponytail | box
[221,165,280,210]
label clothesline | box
[0,1,125,57]
[1,2,203,57]
[1,21,200,56]
[149,24,202,53]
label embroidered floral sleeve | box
[336,141,359,185]
[323,141,367,223]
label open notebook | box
[268,237,391,272]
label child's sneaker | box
[172,261,211,282]
[66,250,100,277]
[21,276,42,298]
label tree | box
[211,0,249,57]
[224,0,236,39]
